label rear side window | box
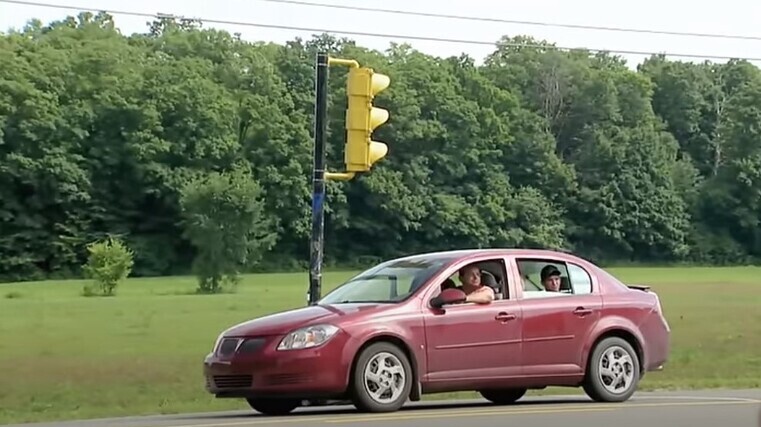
[567,263,593,294]
[516,258,598,297]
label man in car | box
[540,265,563,292]
[458,264,495,304]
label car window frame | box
[510,255,599,300]
[420,254,517,309]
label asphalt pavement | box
[5,389,760,427]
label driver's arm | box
[466,286,495,304]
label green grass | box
[1,266,760,424]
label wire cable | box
[254,0,761,42]
[3,0,761,62]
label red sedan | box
[203,248,670,415]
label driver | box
[457,264,495,304]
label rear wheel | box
[583,336,640,402]
[479,388,527,405]
[246,397,301,415]
[350,342,413,413]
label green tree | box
[3,13,761,282]
[179,166,276,294]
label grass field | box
[1,266,760,424]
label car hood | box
[221,303,390,337]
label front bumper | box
[203,333,351,398]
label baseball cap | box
[540,265,562,281]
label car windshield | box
[319,256,455,304]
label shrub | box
[82,237,134,296]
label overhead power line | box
[255,0,761,42]
[3,0,761,62]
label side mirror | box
[430,288,467,309]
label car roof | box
[385,248,627,294]
[391,248,590,263]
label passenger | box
[457,265,495,304]
[540,265,562,292]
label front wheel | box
[350,342,413,413]
[246,397,301,415]
[583,336,640,402]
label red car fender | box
[581,316,646,372]
[339,323,424,392]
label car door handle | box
[573,307,593,316]
[495,312,516,321]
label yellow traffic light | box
[344,66,390,172]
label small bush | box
[82,237,134,296]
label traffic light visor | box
[368,141,388,164]
[371,73,390,95]
[370,107,389,130]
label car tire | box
[479,388,527,405]
[583,336,640,402]
[246,397,301,416]
[350,341,413,413]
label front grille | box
[218,338,241,356]
[238,338,266,354]
[217,337,267,356]
[213,374,253,389]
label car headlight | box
[277,324,340,351]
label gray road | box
[5,389,761,427]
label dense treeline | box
[2,12,761,283]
